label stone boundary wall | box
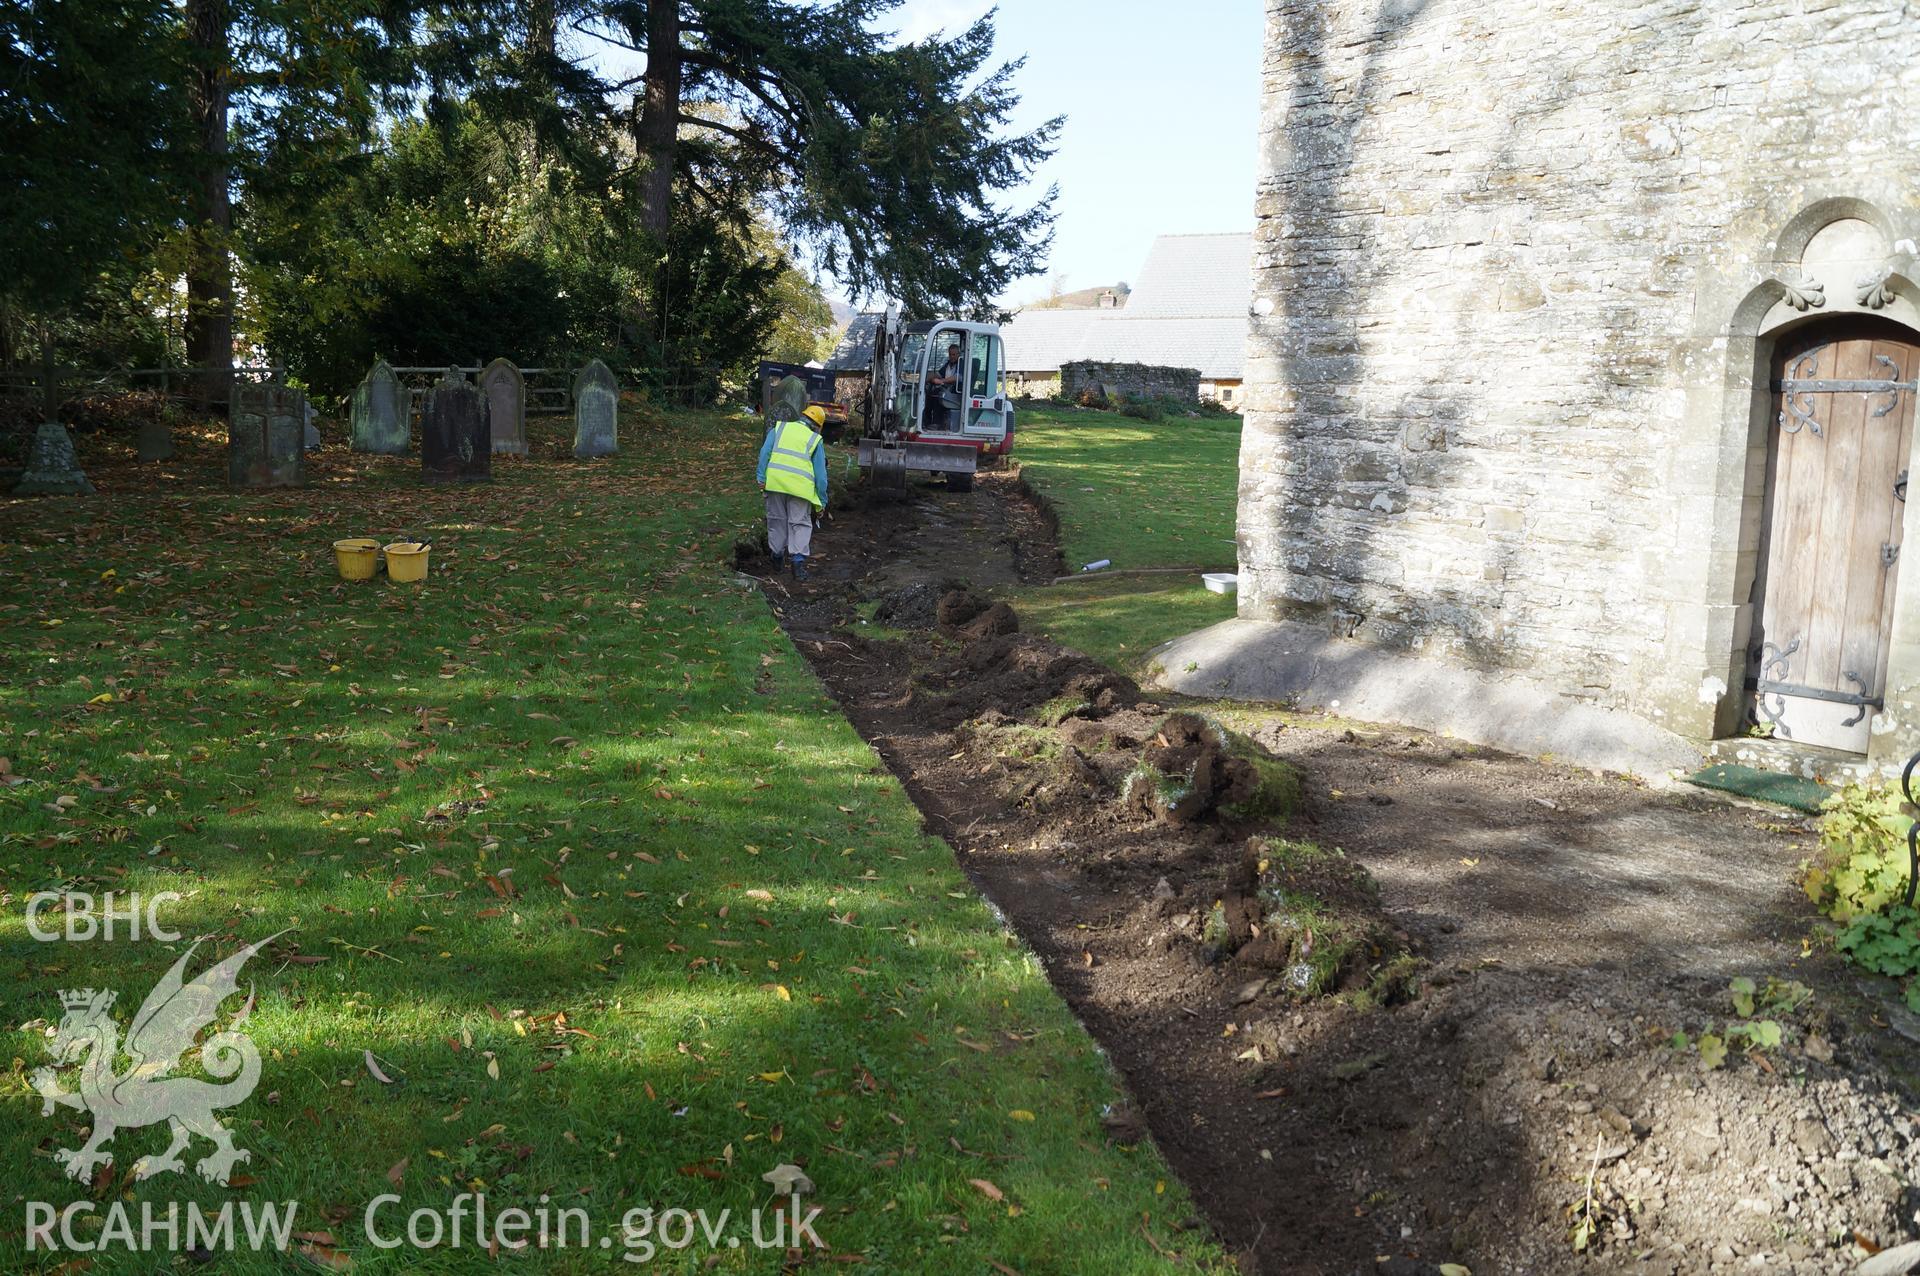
[1061,360,1200,403]
[1240,0,1920,745]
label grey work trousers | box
[764,492,816,558]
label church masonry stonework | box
[1194,0,1920,775]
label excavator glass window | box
[899,333,927,387]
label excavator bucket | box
[866,443,908,489]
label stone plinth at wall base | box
[13,422,96,497]
[1701,736,1885,787]
[1149,618,1703,780]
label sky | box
[579,1,1265,311]
[884,0,1265,308]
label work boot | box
[790,555,809,582]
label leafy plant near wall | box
[1667,976,1811,1069]
[1802,783,1920,1008]
[1835,907,1920,1010]
[1803,783,1914,920]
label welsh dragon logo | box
[30,933,280,1184]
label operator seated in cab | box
[925,341,963,430]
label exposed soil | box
[747,470,1920,1276]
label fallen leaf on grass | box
[297,1241,352,1271]
[969,1178,1005,1202]
[363,1051,396,1084]
[386,1158,408,1186]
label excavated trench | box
[743,468,1920,1276]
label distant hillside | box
[1023,282,1130,311]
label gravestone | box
[420,367,491,484]
[350,359,409,455]
[480,359,528,455]
[14,422,96,496]
[228,383,307,489]
[303,402,321,451]
[136,417,175,462]
[573,359,618,459]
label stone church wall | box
[1241,0,1920,746]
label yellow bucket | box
[333,538,380,581]
[384,542,430,584]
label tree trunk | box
[527,0,555,59]
[185,0,232,413]
[635,0,682,242]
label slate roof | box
[1070,315,1250,377]
[1123,233,1254,321]
[1002,232,1252,379]
[824,312,882,373]
[1001,309,1105,375]
[829,234,1254,382]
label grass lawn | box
[0,409,1223,1273]
[1011,579,1234,677]
[1012,405,1241,572]
[1008,404,1241,676]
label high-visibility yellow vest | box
[764,420,822,507]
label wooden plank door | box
[1750,318,1920,752]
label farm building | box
[1001,233,1253,403]
[1157,0,1920,779]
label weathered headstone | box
[13,422,96,496]
[136,416,175,462]
[420,367,491,484]
[350,359,408,455]
[573,359,618,459]
[228,382,307,489]
[303,402,322,451]
[480,359,527,455]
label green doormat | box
[1685,763,1830,813]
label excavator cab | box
[863,315,1012,490]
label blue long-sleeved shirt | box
[756,423,829,506]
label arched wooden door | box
[1750,317,1920,752]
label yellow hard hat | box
[802,405,827,427]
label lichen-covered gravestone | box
[13,422,96,496]
[420,367,491,484]
[350,359,409,455]
[573,359,618,458]
[228,383,307,489]
[136,415,175,462]
[480,359,527,455]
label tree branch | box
[676,113,780,158]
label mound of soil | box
[1213,837,1417,1001]
[936,586,989,627]
[1123,710,1302,828]
[871,581,956,630]
[918,630,1137,728]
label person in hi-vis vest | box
[756,404,830,581]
